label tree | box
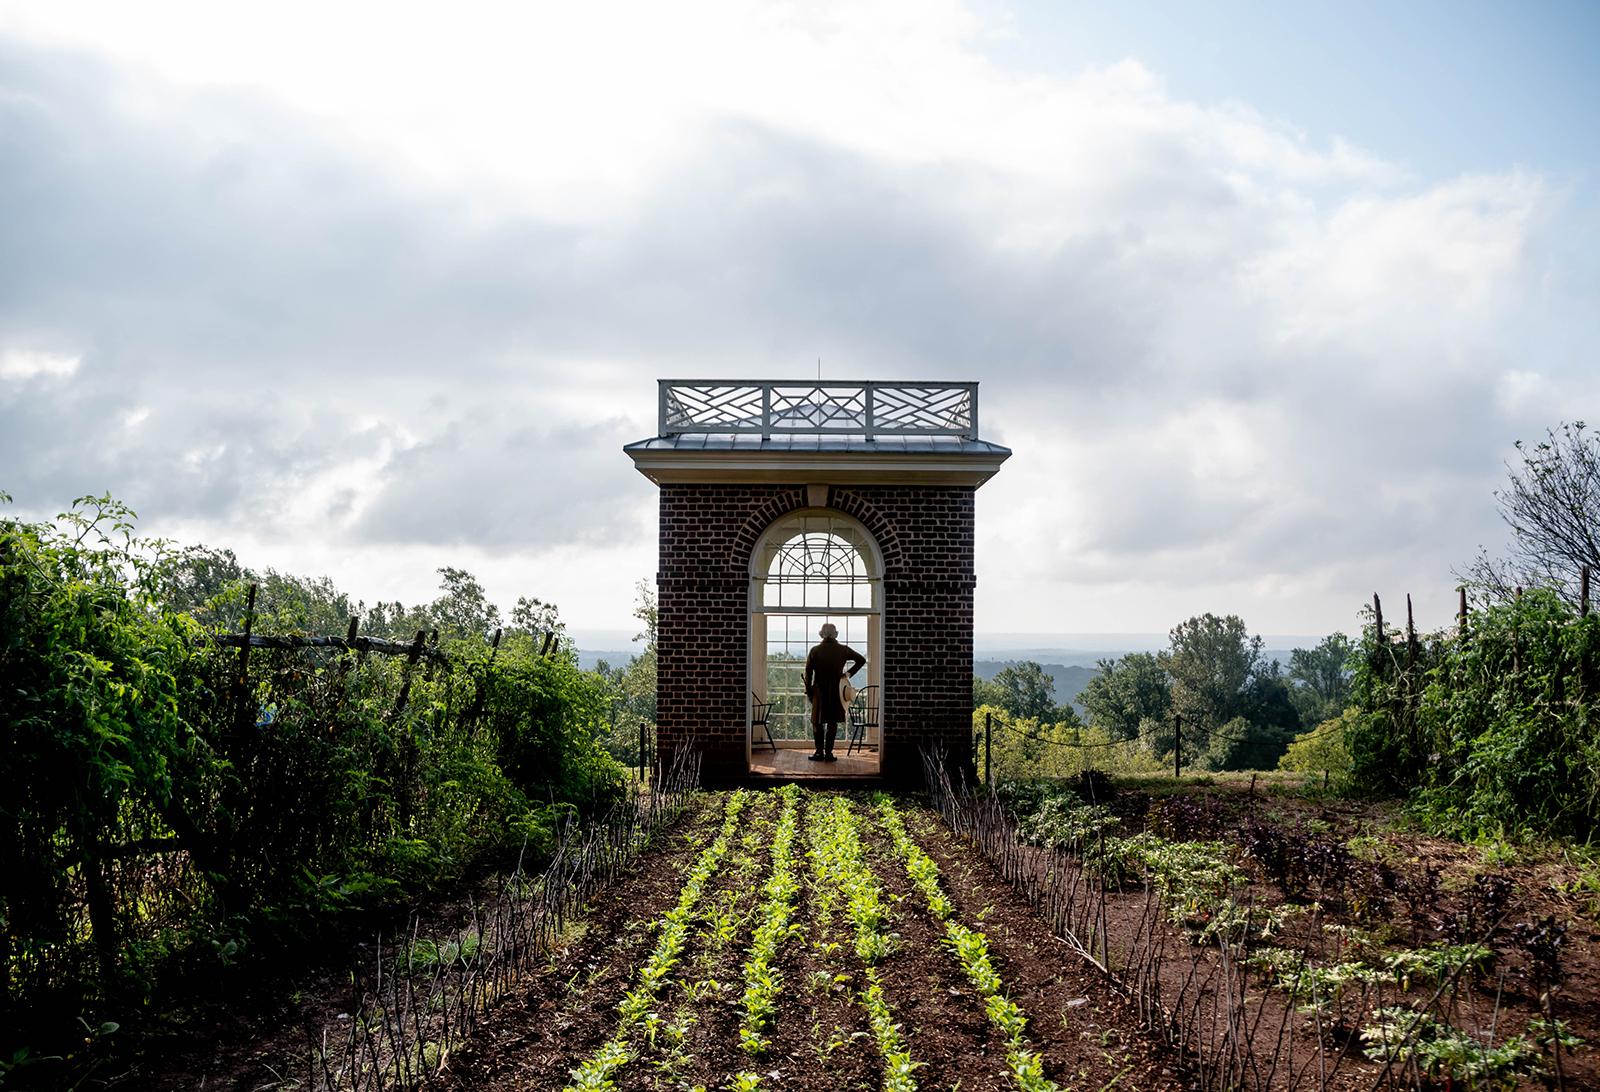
[1229,662,1302,769]
[1161,613,1304,770]
[989,661,1060,723]
[162,544,246,622]
[1286,633,1354,726]
[1079,652,1170,742]
[428,567,502,641]
[1279,711,1355,789]
[597,582,657,761]
[973,675,1006,711]
[1161,613,1261,733]
[1461,421,1600,603]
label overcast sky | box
[3,1,1597,643]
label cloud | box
[353,415,648,548]
[0,6,1588,633]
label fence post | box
[231,583,258,745]
[1458,587,1468,634]
[638,719,647,787]
[389,629,427,722]
[1173,713,1182,780]
[984,711,992,790]
[1582,567,1593,699]
[1514,587,1523,673]
[236,582,257,688]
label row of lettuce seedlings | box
[807,794,922,1091]
[565,789,755,1091]
[572,789,1071,1092]
[874,795,1066,1092]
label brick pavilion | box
[625,381,1010,786]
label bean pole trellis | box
[306,747,702,1092]
[920,750,1506,1091]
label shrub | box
[1345,589,1600,841]
[0,496,626,1057]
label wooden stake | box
[1514,588,1523,673]
[1582,566,1591,617]
[984,711,992,790]
[232,583,258,741]
[1458,587,1468,633]
[238,583,257,688]
[1174,713,1182,780]
[390,629,427,721]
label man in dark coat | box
[804,622,866,762]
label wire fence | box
[920,747,1523,1091]
[305,748,702,1092]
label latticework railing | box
[658,380,979,439]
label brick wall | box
[657,483,976,786]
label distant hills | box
[578,632,1326,711]
[974,646,1309,717]
[973,659,1099,715]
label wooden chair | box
[751,691,778,752]
[846,685,879,755]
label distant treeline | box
[974,615,1351,776]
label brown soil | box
[432,795,734,1091]
[993,778,1600,1091]
[118,780,1599,1092]
[893,806,1184,1091]
[109,849,559,1091]
[434,788,1183,1091]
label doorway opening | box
[748,509,882,777]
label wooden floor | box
[747,745,880,779]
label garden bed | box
[434,786,1173,1091]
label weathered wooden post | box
[1514,586,1524,674]
[1173,712,1182,780]
[638,719,647,786]
[984,711,992,790]
[389,629,427,722]
[1406,594,1419,764]
[1582,565,1591,617]
[1458,587,1468,633]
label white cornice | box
[624,447,1010,488]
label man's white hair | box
[818,622,839,639]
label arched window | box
[749,510,882,753]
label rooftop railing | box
[659,380,979,440]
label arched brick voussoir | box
[825,488,906,573]
[729,488,811,571]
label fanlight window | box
[757,515,877,610]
